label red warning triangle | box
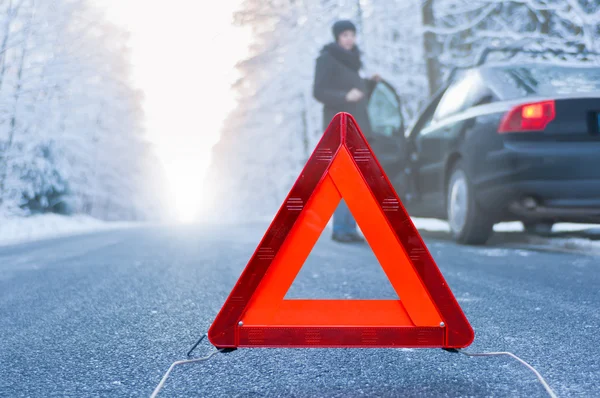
[208,113,474,349]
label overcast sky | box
[93,0,250,221]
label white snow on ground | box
[409,217,451,232]
[411,217,600,234]
[0,214,136,247]
[408,217,525,232]
[410,217,600,254]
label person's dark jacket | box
[313,43,375,135]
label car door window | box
[433,76,474,122]
[368,82,403,137]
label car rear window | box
[486,65,600,100]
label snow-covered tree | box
[205,0,367,221]
[429,0,600,91]
[0,0,166,220]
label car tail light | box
[498,100,556,133]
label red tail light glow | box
[498,100,556,133]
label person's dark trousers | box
[333,200,356,235]
[332,200,364,242]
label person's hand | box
[345,88,364,102]
[371,74,382,82]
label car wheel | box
[523,221,554,235]
[447,162,493,245]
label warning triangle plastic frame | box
[208,113,474,349]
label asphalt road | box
[0,223,598,397]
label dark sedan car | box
[365,61,600,244]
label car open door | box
[366,80,409,199]
[402,87,447,217]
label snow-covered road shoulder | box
[411,217,600,255]
[0,214,136,247]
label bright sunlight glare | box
[94,0,250,223]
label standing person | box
[313,19,381,243]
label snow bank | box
[406,218,524,233]
[411,217,600,234]
[0,214,136,247]
[410,217,600,254]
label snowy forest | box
[0,0,165,221]
[205,0,600,222]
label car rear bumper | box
[476,180,600,222]
[472,141,600,222]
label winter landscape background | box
[1,0,600,239]
[0,0,166,224]
[204,0,600,222]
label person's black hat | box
[332,20,356,41]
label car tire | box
[447,161,493,245]
[523,221,554,235]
